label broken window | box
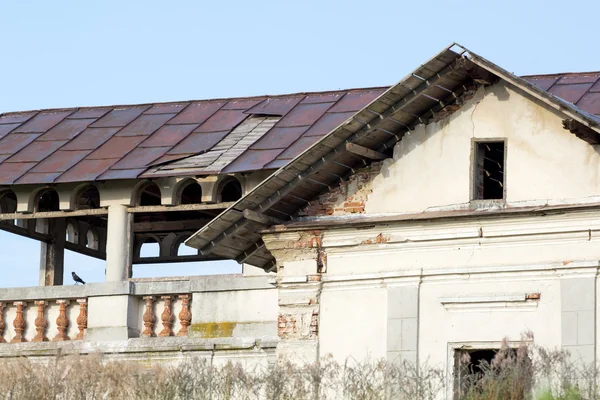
[473,141,505,200]
[454,347,531,399]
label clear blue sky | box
[1,0,598,287]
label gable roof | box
[0,88,385,185]
[183,43,600,270]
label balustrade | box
[0,298,87,343]
[138,294,192,338]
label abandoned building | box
[1,42,600,397]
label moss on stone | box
[190,322,236,338]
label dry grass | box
[0,335,597,400]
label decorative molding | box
[32,301,48,342]
[439,293,540,313]
[141,296,156,338]
[53,300,70,341]
[177,295,191,337]
[11,302,26,343]
[76,299,87,340]
[158,296,174,337]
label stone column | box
[39,218,66,286]
[105,205,133,281]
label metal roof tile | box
[277,102,334,128]
[0,133,42,155]
[15,172,63,185]
[87,136,146,160]
[61,127,120,151]
[167,101,225,125]
[38,118,95,141]
[275,135,321,160]
[244,97,303,116]
[524,76,560,91]
[30,150,91,173]
[300,93,345,104]
[222,149,284,173]
[13,111,72,133]
[0,162,36,184]
[55,158,120,183]
[302,111,356,137]
[557,74,600,85]
[151,153,192,166]
[144,103,190,115]
[167,131,230,155]
[0,123,21,140]
[111,146,171,169]
[250,126,308,150]
[575,93,600,115]
[0,112,37,124]
[548,83,593,104]
[90,107,149,128]
[8,140,69,162]
[327,90,384,113]
[141,124,199,147]
[221,98,265,110]
[97,168,148,180]
[194,110,247,133]
[116,113,176,136]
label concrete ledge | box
[0,336,279,358]
[0,281,133,302]
[133,280,191,296]
[191,275,275,292]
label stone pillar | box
[561,276,596,365]
[105,205,133,281]
[263,230,325,364]
[39,218,66,286]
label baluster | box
[141,296,156,337]
[32,301,48,342]
[53,300,70,341]
[0,302,5,343]
[76,299,87,340]
[177,295,192,337]
[158,296,174,337]
[11,302,27,343]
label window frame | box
[470,138,507,204]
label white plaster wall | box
[418,277,561,368]
[366,82,600,214]
[319,286,387,362]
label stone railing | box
[137,294,191,338]
[0,297,87,343]
[0,275,279,366]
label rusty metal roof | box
[184,44,600,270]
[0,88,386,185]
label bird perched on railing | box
[72,271,86,285]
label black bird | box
[72,271,86,285]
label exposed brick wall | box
[299,161,383,217]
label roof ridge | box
[0,86,391,118]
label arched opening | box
[75,185,100,210]
[174,235,197,256]
[0,190,17,214]
[139,237,160,258]
[66,222,79,244]
[85,228,99,250]
[179,181,202,205]
[36,189,60,212]
[137,182,162,206]
[219,178,242,202]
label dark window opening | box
[77,186,100,209]
[0,191,17,213]
[180,182,202,205]
[37,190,60,212]
[454,347,531,400]
[139,183,162,206]
[473,141,505,200]
[220,179,242,202]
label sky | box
[1,0,599,287]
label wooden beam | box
[133,219,210,233]
[235,241,266,264]
[0,221,52,242]
[0,208,108,221]
[345,143,387,160]
[127,202,235,213]
[242,209,285,226]
[133,254,223,264]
